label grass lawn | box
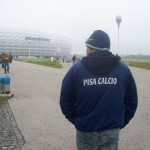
[0,96,8,107]
[129,61,150,70]
[15,58,62,68]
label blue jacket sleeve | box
[60,67,76,124]
[123,69,138,127]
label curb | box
[0,92,14,98]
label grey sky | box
[0,0,150,55]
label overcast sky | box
[0,0,150,55]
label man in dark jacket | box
[60,30,138,150]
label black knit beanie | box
[86,30,110,50]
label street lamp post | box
[28,40,31,60]
[116,15,122,55]
[29,48,30,59]
[57,47,61,60]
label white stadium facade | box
[0,28,72,59]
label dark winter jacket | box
[60,50,138,132]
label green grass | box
[15,58,62,68]
[129,61,150,70]
[0,96,8,106]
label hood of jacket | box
[81,50,120,76]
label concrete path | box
[3,61,150,149]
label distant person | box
[1,52,5,68]
[2,52,10,74]
[60,30,138,150]
[116,53,121,61]
[72,54,76,64]
[0,53,2,64]
[9,53,13,63]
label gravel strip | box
[0,102,25,150]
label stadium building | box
[0,28,72,59]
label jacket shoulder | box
[117,62,131,73]
[71,61,84,72]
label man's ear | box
[86,47,95,55]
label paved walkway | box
[0,64,24,150]
[0,61,150,150]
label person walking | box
[60,30,138,150]
[1,52,5,68]
[72,54,76,64]
[2,52,10,74]
[9,53,13,63]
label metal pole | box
[116,15,122,55]
[28,40,31,60]
[29,48,30,59]
[117,24,120,54]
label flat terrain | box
[2,61,150,150]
